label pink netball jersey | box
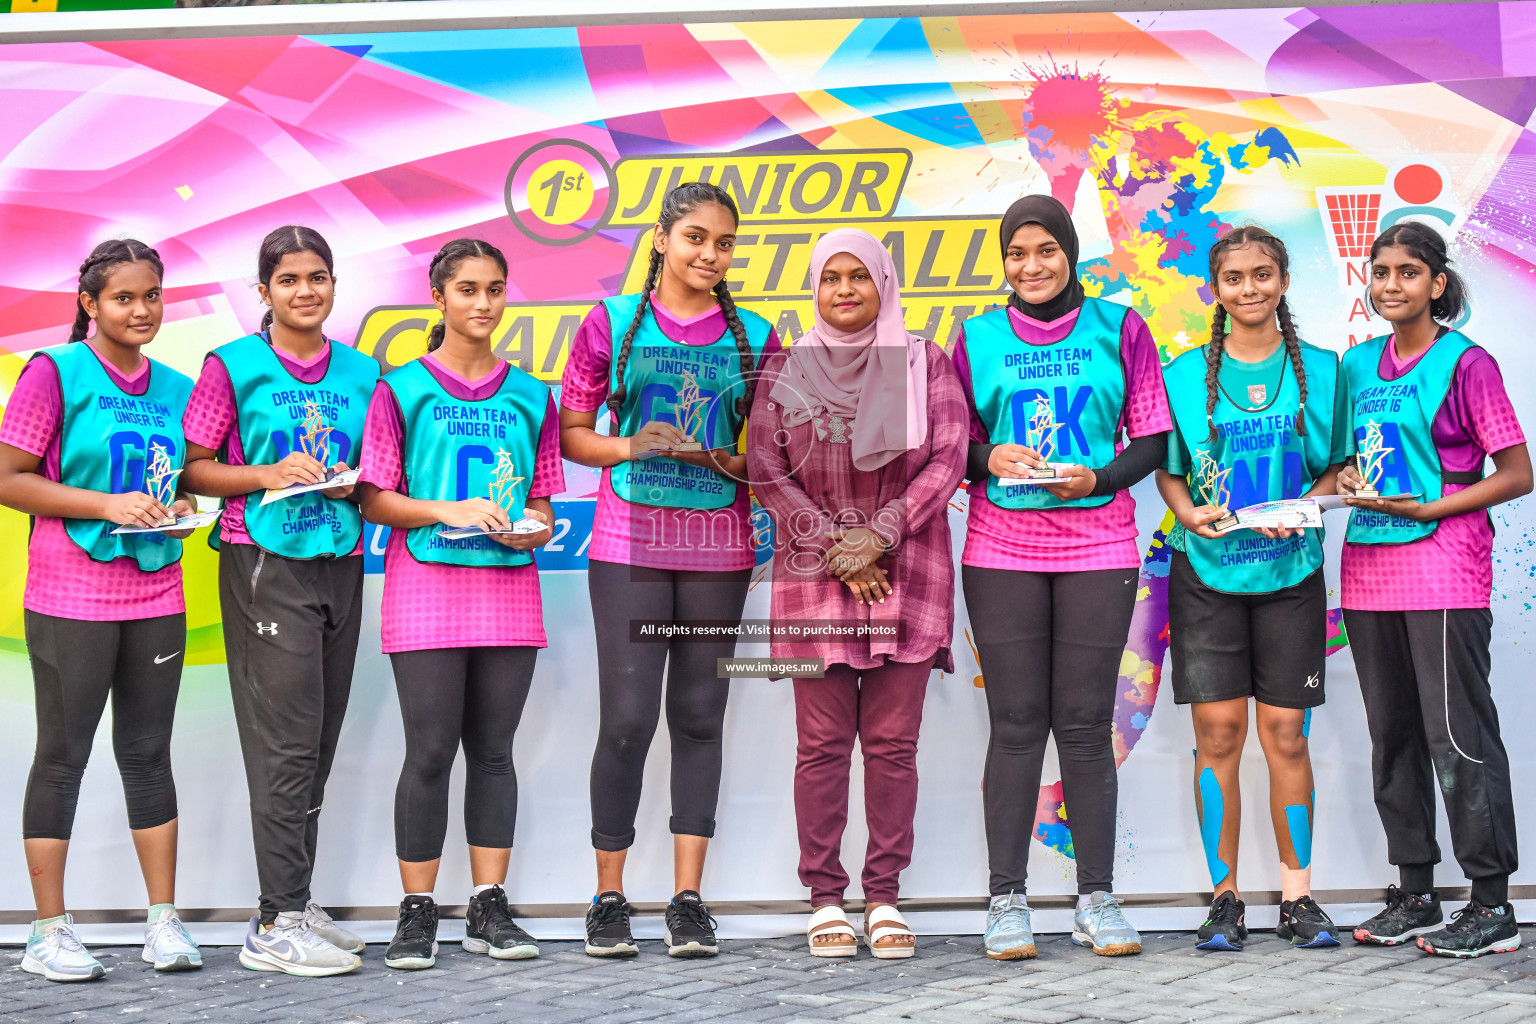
[0,349,184,620]
[182,340,337,548]
[559,296,781,572]
[953,304,1172,572]
[1342,339,1525,611]
[358,354,564,653]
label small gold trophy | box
[298,400,335,476]
[1354,420,1394,500]
[671,370,707,452]
[144,442,182,526]
[1024,396,1063,479]
[1193,448,1237,532]
[487,448,526,516]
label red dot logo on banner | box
[504,139,616,246]
[1391,163,1443,206]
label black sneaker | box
[585,890,639,957]
[1277,895,1340,948]
[1417,901,1522,958]
[1354,885,1442,946]
[664,890,719,958]
[1196,892,1247,951]
[384,895,439,970]
[464,885,539,960]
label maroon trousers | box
[793,657,934,907]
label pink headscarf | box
[769,229,928,471]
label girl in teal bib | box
[1338,223,1530,958]
[558,183,776,958]
[960,195,1173,962]
[179,227,376,974]
[1156,226,1348,952]
[358,238,557,969]
[0,240,201,979]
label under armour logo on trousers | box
[257,623,279,635]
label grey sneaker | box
[1072,891,1142,956]
[984,892,1036,960]
[22,915,104,982]
[304,902,365,954]
[142,907,202,971]
[239,912,361,977]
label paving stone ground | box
[5,930,1535,1024]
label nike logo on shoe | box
[154,651,181,664]
[252,936,301,962]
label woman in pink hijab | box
[748,229,967,960]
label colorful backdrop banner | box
[1,5,1533,937]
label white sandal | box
[807,905,857,958]
[864,904,916,960]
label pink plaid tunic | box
[747,341,968,673]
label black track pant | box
[1345,608,1518,889]
[587,559,749,851]
[220,544,364,923]
[388,646,538,862]
[962,564,1138,896]
[23,611,185,839]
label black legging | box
[389,646,537,862]
[23,610,185,839]
[962,564,1137,896]
[587,559,750,851]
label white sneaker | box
[239,912,360,977]
[143,906,203,971]
[22,915,104,982]
[303,902,365,954]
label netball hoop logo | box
[1316,159,1467,342]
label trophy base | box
[1354,488,1380,500]
[670,441,704,451]
[1212,513,1240,532]
[1029,467,1058,480]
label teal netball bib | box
[964,298,1127,510]
[604,294,771,510]
[44,343,193,572]
[1164,341,1339,594]
[211,333,377,559]
[384,358,548,568]
[1342,333,1474,546]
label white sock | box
[1077,894,1095,910]
[472,883,499,897]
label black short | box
[1168,550,1326,709]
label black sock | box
[1470,875,1508,907]
[1399,863,1435,897]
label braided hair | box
[1366,221,1468,324]
[1202,225,1308,439]
[257,225,334,332]
[608,182,756,419]
[426,238,509,352]
[70,239,164,343]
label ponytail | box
[1275,296,1308,436]
[711,280,755,418]
[71,239,164,343]
[1201,305,1227,442]
[608,248,661,413]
